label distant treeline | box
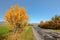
[38,15,60,29]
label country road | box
[32,26,60,40]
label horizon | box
[0,0,60,23]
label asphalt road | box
[32,26,60,40]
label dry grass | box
[3,26,33,40]
[53,30,60,32]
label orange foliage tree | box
[5,4,29,32]
[38,15,60,29]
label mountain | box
[0,21,6,25]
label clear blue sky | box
[0,0,60,23]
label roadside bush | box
[38,15,60,29]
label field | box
[0,25,33,40]
[48,29,60,32]
[48,28,60,32]
[0,25,9,36]
[53,29,60,32]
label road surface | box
[32,26,60,40]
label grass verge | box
[25,26,34,40]
[0,25,34,40]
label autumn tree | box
[51,15,60,28]
[51,15,60,23]
[38,15,60,29]
[5,4,29,33]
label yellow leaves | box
[5,4,29,29]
